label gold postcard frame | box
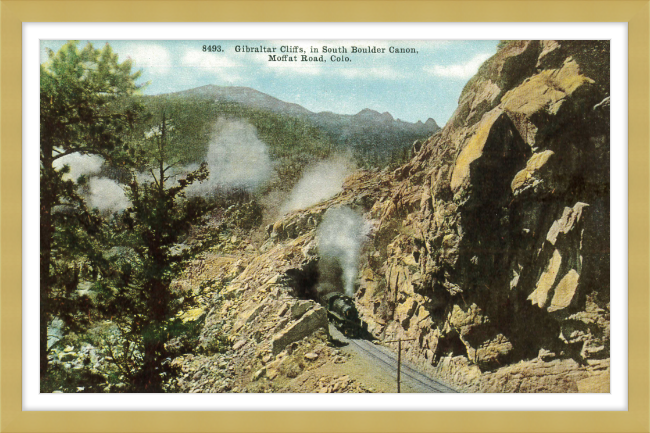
[2,1,648,432]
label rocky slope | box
[177,40,610,393]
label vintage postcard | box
[39,38,610,395]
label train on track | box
[320,292,365,337]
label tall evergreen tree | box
[102,113,209,391]
[40,41,142,377]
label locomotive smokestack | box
[316,206,366,296]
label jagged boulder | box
[511,150,555,194]
[271,306,329,355]
[450,109,530,195]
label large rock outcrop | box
[355,40,610,390]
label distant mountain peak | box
[176,85,313,117]
[166,85,439,134]
[354,108,395,123]
[424,118,439,129]
[355,108,380,116]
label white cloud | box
[182,48,240,69]
[425,52,492,79]
[120,43,172,74]
[338,66,404,80]
[180,48,244,83]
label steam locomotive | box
[320,292,363,337]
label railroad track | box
[330,324,458,393]
[348,338,458,393]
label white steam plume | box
[53,152,104,182]
[86,177,131,214]
[280,157,353,214]
[53,152,131,214]
[188,119,273,196]
[317,206,367,296]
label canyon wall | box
[189,40,611,392]
[355,40,610,391]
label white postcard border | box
[23,22,627,411]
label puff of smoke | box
[86,177,131,214]
[316,206,367,297]
[187,119,273,196]
[53,152,104,182]
[280,157,354,215]
[53,152,131,214]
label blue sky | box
[41,40,498,124]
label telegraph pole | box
[397,339,401,393]
[384,338,416,393]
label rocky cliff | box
[178,40,610,393]
[353,40,610,392]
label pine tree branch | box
[52,147,110,161]
[58,112,127,127]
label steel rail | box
[348,338,456,393]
